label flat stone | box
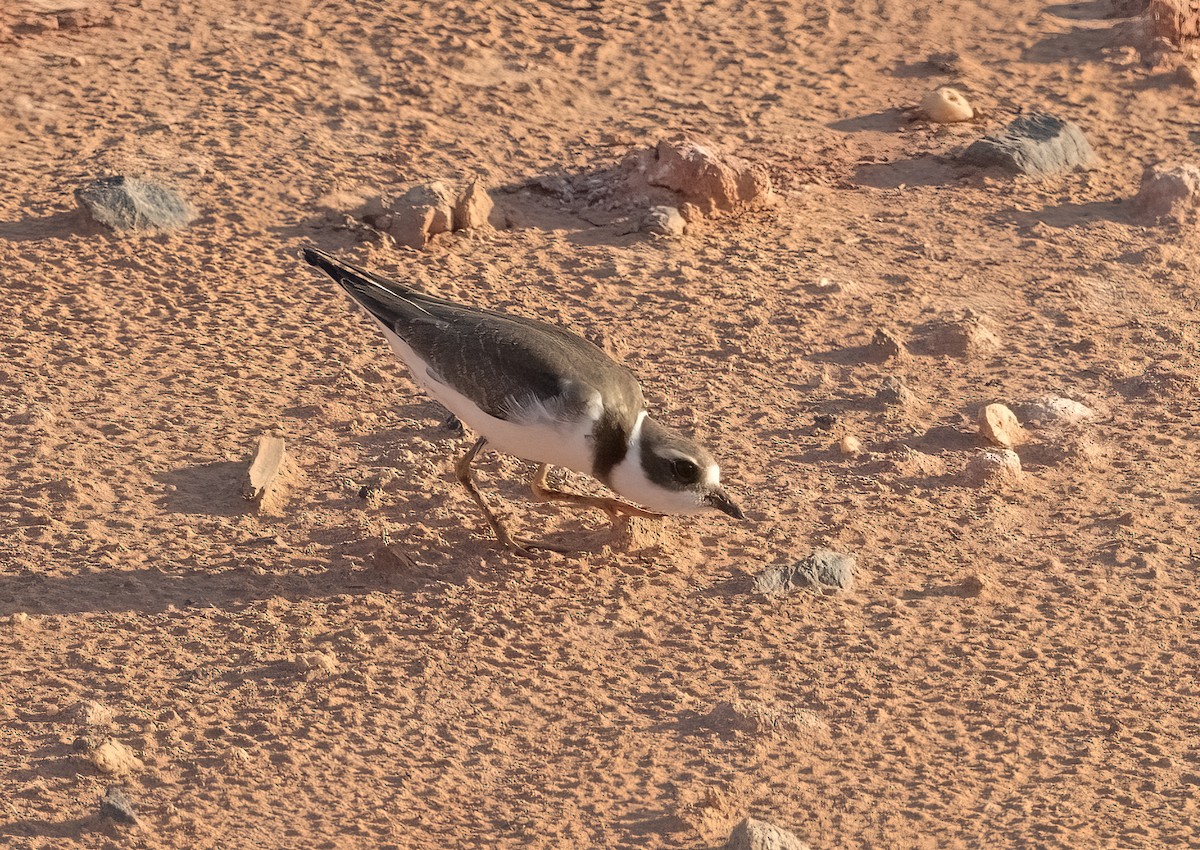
[1023,395,1096,425]
[978,403,1025,448]
[99,786,138,825]
[641,205,686,236]
[242,434,286,504]
[962,113,1094,177]
[754,549,856,596]
[724,817,813,850]
[76,176,195,231]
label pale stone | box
[921,86,974,122]
[978,403,1024,448]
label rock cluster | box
[637,137,774,216]
[361,179,495,249]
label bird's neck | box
[592,409,644,485]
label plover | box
[304,247,744,556]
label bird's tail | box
[303,246,440,327]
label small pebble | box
[965,449,1022,486]
[978,403,1024,448]
[452,178,494,231]
[812,413,839,432]
[73,700,115,727]
[869,328,905,360]
[641,205,686,236]
[839,435,863,457]
[920,86,974,122]
[299,651,338,675]
[959,573,992,597]
[1133,162,1200,221]
[88,740,144,775]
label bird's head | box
[608,415,744,519]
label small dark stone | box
[357,484,381,501]
[962,113,1094,177]
[75,175,195,232]
[441,413,464,435]
[99,786,138,825]
[754,549,857,596]
[71,734,99,753]
[812,413,839,432]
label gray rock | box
[99,786,138,825]
[76,176,196,231]
[876,375,917,407]
[754,549,856,596]
[962,113,1094,177]
[641,205,686,236]
[724,817,812,850]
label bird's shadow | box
[848,155,969,190]
[0,209,104,243]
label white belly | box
[376,322,600,474]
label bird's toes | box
[513,537,575,555]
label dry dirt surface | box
[3,1,1200,848]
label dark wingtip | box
[302,246,337,274]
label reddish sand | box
[2,1,1199,848]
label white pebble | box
[921,87,974,123]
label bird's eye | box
[669,457,701,484]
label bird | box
[303,247,744,557]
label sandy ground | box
[2,0,1200,847]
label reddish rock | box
[1134,162,1200,221]
[453,179,493,231]
[642,137,773,215]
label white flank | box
[375,321,601,473]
